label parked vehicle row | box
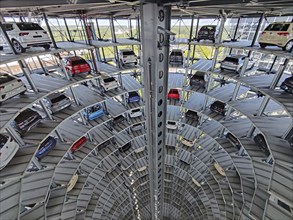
[191,22,293,52]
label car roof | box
[119,49,133,52]
[171,49,183,52]
[101,75,115,79]
[64,56,85,61]
[227,54,246,59]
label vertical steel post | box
[251,13,265,47]
[141,3,170,219]
[270,59,289,89]
[109,15,120,66]
[37,56,47,74]
[43,12,58,49]
[216,12,226,44]
[232,17,241,41]
[96,18,106,62]
[64,17,73,41]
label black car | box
[197,25,217,43]
[112,114,125,125]
[185,110,198,120]
[253,134,270,156]
[280,76,293,94]
[226,132,241,150]
[12,108,42,135]
[210,101,226,116]
[190,71,206,87]
[119,142,131,153]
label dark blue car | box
[127,91,140,103]
[36,136,57,159]
[83,104,105,121]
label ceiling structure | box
[0,0,293,18]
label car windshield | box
[72,59,88,65]
[131,109,140,113]
[103,77,115,83]
[223,57,238,63]
[0,134,8,149]
[122,51,135,55]
[171,51,182,56]
[129,91,139,96]
[170,89,178,94]
[50,94,67,103]
[3,24,14,31]
[16,22,43,31]
[200,26,215,31]
[265,23,290,31]
[0,74,15,84]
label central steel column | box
[141,3,170,220]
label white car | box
[2,22,51,53]
[182,138,194,147]
[220,55,255,73]
[129,108,142,118]
[166,120,178,130]
[258,22,293,52]
[118,49,138,66]
[0,134,19,170]
[100,76,119,92]
[0,73,26,105]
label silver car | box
[0,134,19,170]
[34,92,72,114]
[220,55,255,73]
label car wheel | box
[12,40,25,53]
[259,43,266,49]
[134,62,137,65]
[283,40,293,52]
[197,39,200,42]
[212,39,215,43]
[43,45,50,50]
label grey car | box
[34,92,72,114]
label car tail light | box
[261,31,266,35]
[19,32,29,36]
[43,31,47,34]
[17,79,22,82]
[123,56,127,58]
[277,32,289,36]
[0,86,4,89]
[10,138,14,142]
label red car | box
[62,56,91,76]
[70,136,87,152]
[168,89,180,100]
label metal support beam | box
[79,111,87,125]
[31,156,43,170]
[109,15,120,66]
[239,57,250,77]
[43,13,58,49]
[247,95,270,137]
[225,82,241,119]
[37,56,48,75]
[282,122,293,140]
[39,99,53,120]
[270,59,289,89]
[58,55,70,80]
[141,3,170,219]
[251,13,265,47]
[55,129,64,142]
[216,12,226,44]
[186,14,195,66]
[5,125,25,146]
[64,17,73,41]
[70,86,79,105]
[232,17,241,41]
